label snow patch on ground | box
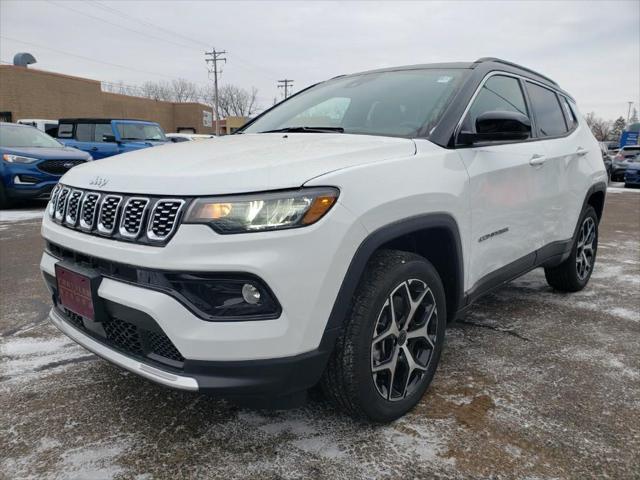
[0,335,89,380]
[0,209,44,222]
[607,186,640,194]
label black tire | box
[0,183,11,209]
[544,206,598,292]
[321,249,447,422]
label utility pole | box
[627,101,634,123]
[205,48,226,136]
[278,79,294,99]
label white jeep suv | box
[40,58,606,422]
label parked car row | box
[1,118,219,207]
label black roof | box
[58,118,157,124]
[344,57,567,96]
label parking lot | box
[0,187,638,480]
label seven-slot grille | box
[49,185,186,245]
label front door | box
[456,74,548,290]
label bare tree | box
[584,112,612,141]
[202,84,259,117]
[170,78,198,103]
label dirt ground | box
[1,187,639,480]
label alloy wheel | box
[576,216,596,281]
[370,279,438,401]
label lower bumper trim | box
[49,308,199,391]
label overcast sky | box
[1,0,638,120]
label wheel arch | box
[325,213,464,340]
[586,183,606,222]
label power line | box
[205,49,227,136]
[0,36,179,80]
[46,0,197,51]
[278,79,294,99]
[89,0,210,48]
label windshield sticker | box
[437,76,453,83]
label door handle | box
[576,147,588,156]
[529,154,546,166]
[90,147,98,151]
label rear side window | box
[559,96,577,131]
[463,75,528,132]
[526,82,567,137]
[75,123,94,142]
[57,123,73,138]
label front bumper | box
[40,202,367,394]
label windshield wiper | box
[260,126,344,134]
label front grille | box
[49,184,188,246]
[103,317,144,356]
[37,160,85,175]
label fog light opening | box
[242,283,261,304]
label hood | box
[2,146,91,160]
[60,133,416,195]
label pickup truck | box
[57,118,167,159]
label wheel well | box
[587,190,605,221]
[380,227,462,322]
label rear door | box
[524,82,590,244]
[70,123,118,159]
[456,74,548,289]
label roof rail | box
[473,57,558,86]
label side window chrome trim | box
[453,71,578,147]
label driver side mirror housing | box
[458,111,531,145]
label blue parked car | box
[624,160,640,188]
[0,122,92,208]
[57,118,168,159]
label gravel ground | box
[1,188,639,480]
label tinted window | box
[116,123,166,141]
[75,123,93,142]
[94,123,113,142]
[243,69,467,138]
[44,123,58,136]
[559,96,577,130]
[463,75,528,132]
[57,123,73,138]
[526,82,567,137]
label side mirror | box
[458,111,531,144]
[102,134,116,143]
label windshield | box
[0,124,62,148]
[116,123,166,142]
[243,69,467,138]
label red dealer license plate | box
[55,264,96,321]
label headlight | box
[184,187,339,234]
[3,154,38,164]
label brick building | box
[0,65,215,134]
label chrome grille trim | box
[79,192,102,231]
[65,190,84,226]
[97,195,123,235]
[147,199,185,242]
[119,197,150,239]
[54,187,71,221]
[48,184,62,217]
[47,184,188,246]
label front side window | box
[94,123,114,142]
[559,96,577,130]
[462,75,528,132]
[526,82,567,137]
[242,69,467,138]
[0,124,62,148]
